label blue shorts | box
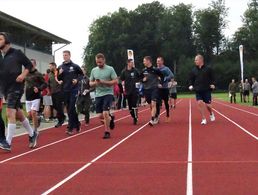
[196,90,212,104]
[144,88,159,104]
[95,94,114,113]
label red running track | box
[0,98,257,195]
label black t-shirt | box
[0,47,32,94]
[189,65,215,91]
[120,67,140,95]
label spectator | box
[228,79,237,103]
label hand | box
[143,77,147,82]
[210,84,215,89]
[95,79,101,86]
[16,74,25,82]
[33,87,39,93]
[72,79,78,85]
[189,85,194,91]
[57,80,63,85]
[158,84,162,88]
[59,68,63,74]
[83,89,89,95]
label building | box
[0,10,70,73]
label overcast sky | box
[0,0,250,65]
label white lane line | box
[0,109,149,164]
[186,99,193,195]
[214,100,258,117]
[41,119,159,195]
[213,108,258,141]
[41,100,185,195]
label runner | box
[0,32,38,151]
[140,56,164,126]
[89,53,117,139]
[120,59,140,125]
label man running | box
[120,59,140,125]
[0,32,38,151]
[189,54,215,125]
[140,56,163,126]
[90,53,117,139]
[156,57,174,122]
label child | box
[76,67,94,126]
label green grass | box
[178,92,257,108]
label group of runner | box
[0,31,216,152]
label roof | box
[0,10,71,44]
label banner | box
[127,49,134,61]
[239,45,244,81]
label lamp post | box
[239,45,244,82]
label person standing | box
[24,59,47,132]
[120,59,140,125]
[239,80,244,102]
[243,78,251,103]
[228,79,237,104]
[0,32,38,151]
[188,54,216,125]
[89,53,117,139]
[48,62,66,128]
[251,77,258,106]
[58,50,83,135]
[156,57,174,122]
[140,56,164,126]
[42,69,53,122]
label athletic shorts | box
[195,90,212,104]
[4,91,23,109]
[43,95,53,106]
[170,93,177,99]
[25,98,41,112]
[243,90,249,96]
[95,94,114,113]
[144,88,159,104]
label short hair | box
[196,54,204,61]
[49,62,57,67]
[157,56,164,61]
[144,56,152,63]
[63,50,71,55]
[30,59,36,64]
[95,53,105,59]
[0,32,11,44]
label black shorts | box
[243,90,249,96]
[4,91,23,109]
[95,94,114,113]
[170,93,177,99]
[196,90,212,104]
[144,88,159,104]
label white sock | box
[22,118,34,137]
[6,123,16,145]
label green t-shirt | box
[90,65,117,97]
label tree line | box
[83,0,258,90]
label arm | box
[16,50,32,82]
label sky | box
[0,0,250,65]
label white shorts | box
[43,95,53,106]
[26,99,41,112]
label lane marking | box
[0,109,149,164]
[213,108,258,141]
[41,100,185,195]
[41,119,159,195]
[186,99,193,195]
[214,100,258,117]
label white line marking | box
[41,101,182,195]
[213,108,258,140]
[214,100,258,117]
[41,121,153,195]
[0,109,149,164]
[186,99,193,195]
